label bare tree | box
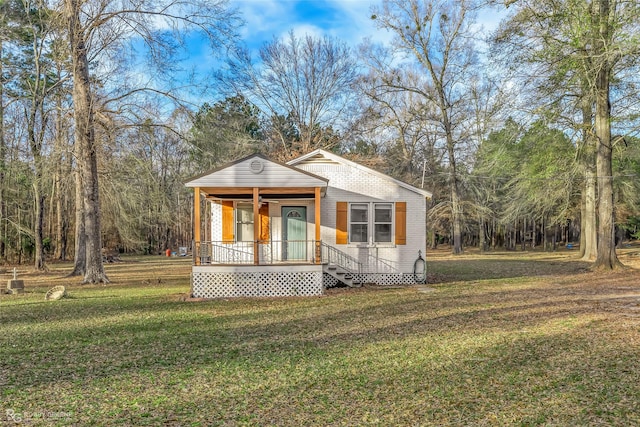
[371,0,481,254]
[224,31,359,158]
[357,57,437,183]
[61,0,239,282]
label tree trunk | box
[28,126,46,271]
[491,218,496,249]
[580,83,598,261]
[581,169,598,260]
[0,40,5,261]
[593,0,621,270]
[450,179,462,254]
[66,0,108,283]
[615,225,625,248]
[430,229,437,249]
[479,215,487,252]
[53,84,69,261]
[33,184,45,270]
[69,163,86,276]
[530,219,535,249]
[53,172,63,259]
[445,126,462,254]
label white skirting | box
[354,273,418,286]
[323,273,418,287]
[192,265,323,298]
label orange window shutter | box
[336,202,348,244]
[259,204,270,241]
[395,202,407,245]
[222,201,234,243]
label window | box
[236,204,254,242]
[349,204,368,243]
[349,203,393,244]
[374,203,393,242]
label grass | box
[1,250,640,426]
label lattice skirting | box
[356,273,418,286]
[192,268,323,298]
[322,274,339,288]
[323,273,418,287]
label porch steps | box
[323,264,361,288]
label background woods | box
[1,0,640,272]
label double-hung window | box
[236,203,254,242]
[349,203,393,244]
[373,203,393,243]
[349,203,369,243]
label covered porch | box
[185,155,332,297]
[192,186,325,266]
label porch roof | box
[184,154,328,198]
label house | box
[184,149,432,298]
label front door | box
[282,206,307,261]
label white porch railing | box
[320,242,362,274]
[361,252,399,273]
[194,240,321,265]
[193,240,399,274]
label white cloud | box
[234,0,385,51]
[234,0,295,44]
[286,23,326,40]
[325,0,391,45]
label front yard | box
[1,250,639,425]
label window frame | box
[235,203,254,242]
[348,203,369,244]
[373,203,393,243]
[348,202,395,246]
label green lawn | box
[1,252,639,426]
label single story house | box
[185,149,432,298]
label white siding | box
[297,162,428,274]
[186,157,327,188]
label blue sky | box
[234,0,387,49]
[174,0,388,103]
[172,0,506,104]
[232,0,505,50]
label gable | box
[289,150,432,199]
[185,154,328,189]
[290,150,432,199]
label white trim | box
[193,264,322,274]
[348,202,395,245]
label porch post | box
[253,187,260,265]
[315,187,321,264]
[194,187,201,265]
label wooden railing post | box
[194,187,201,265]
[253,187,260,265]
[315,187,321,264]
